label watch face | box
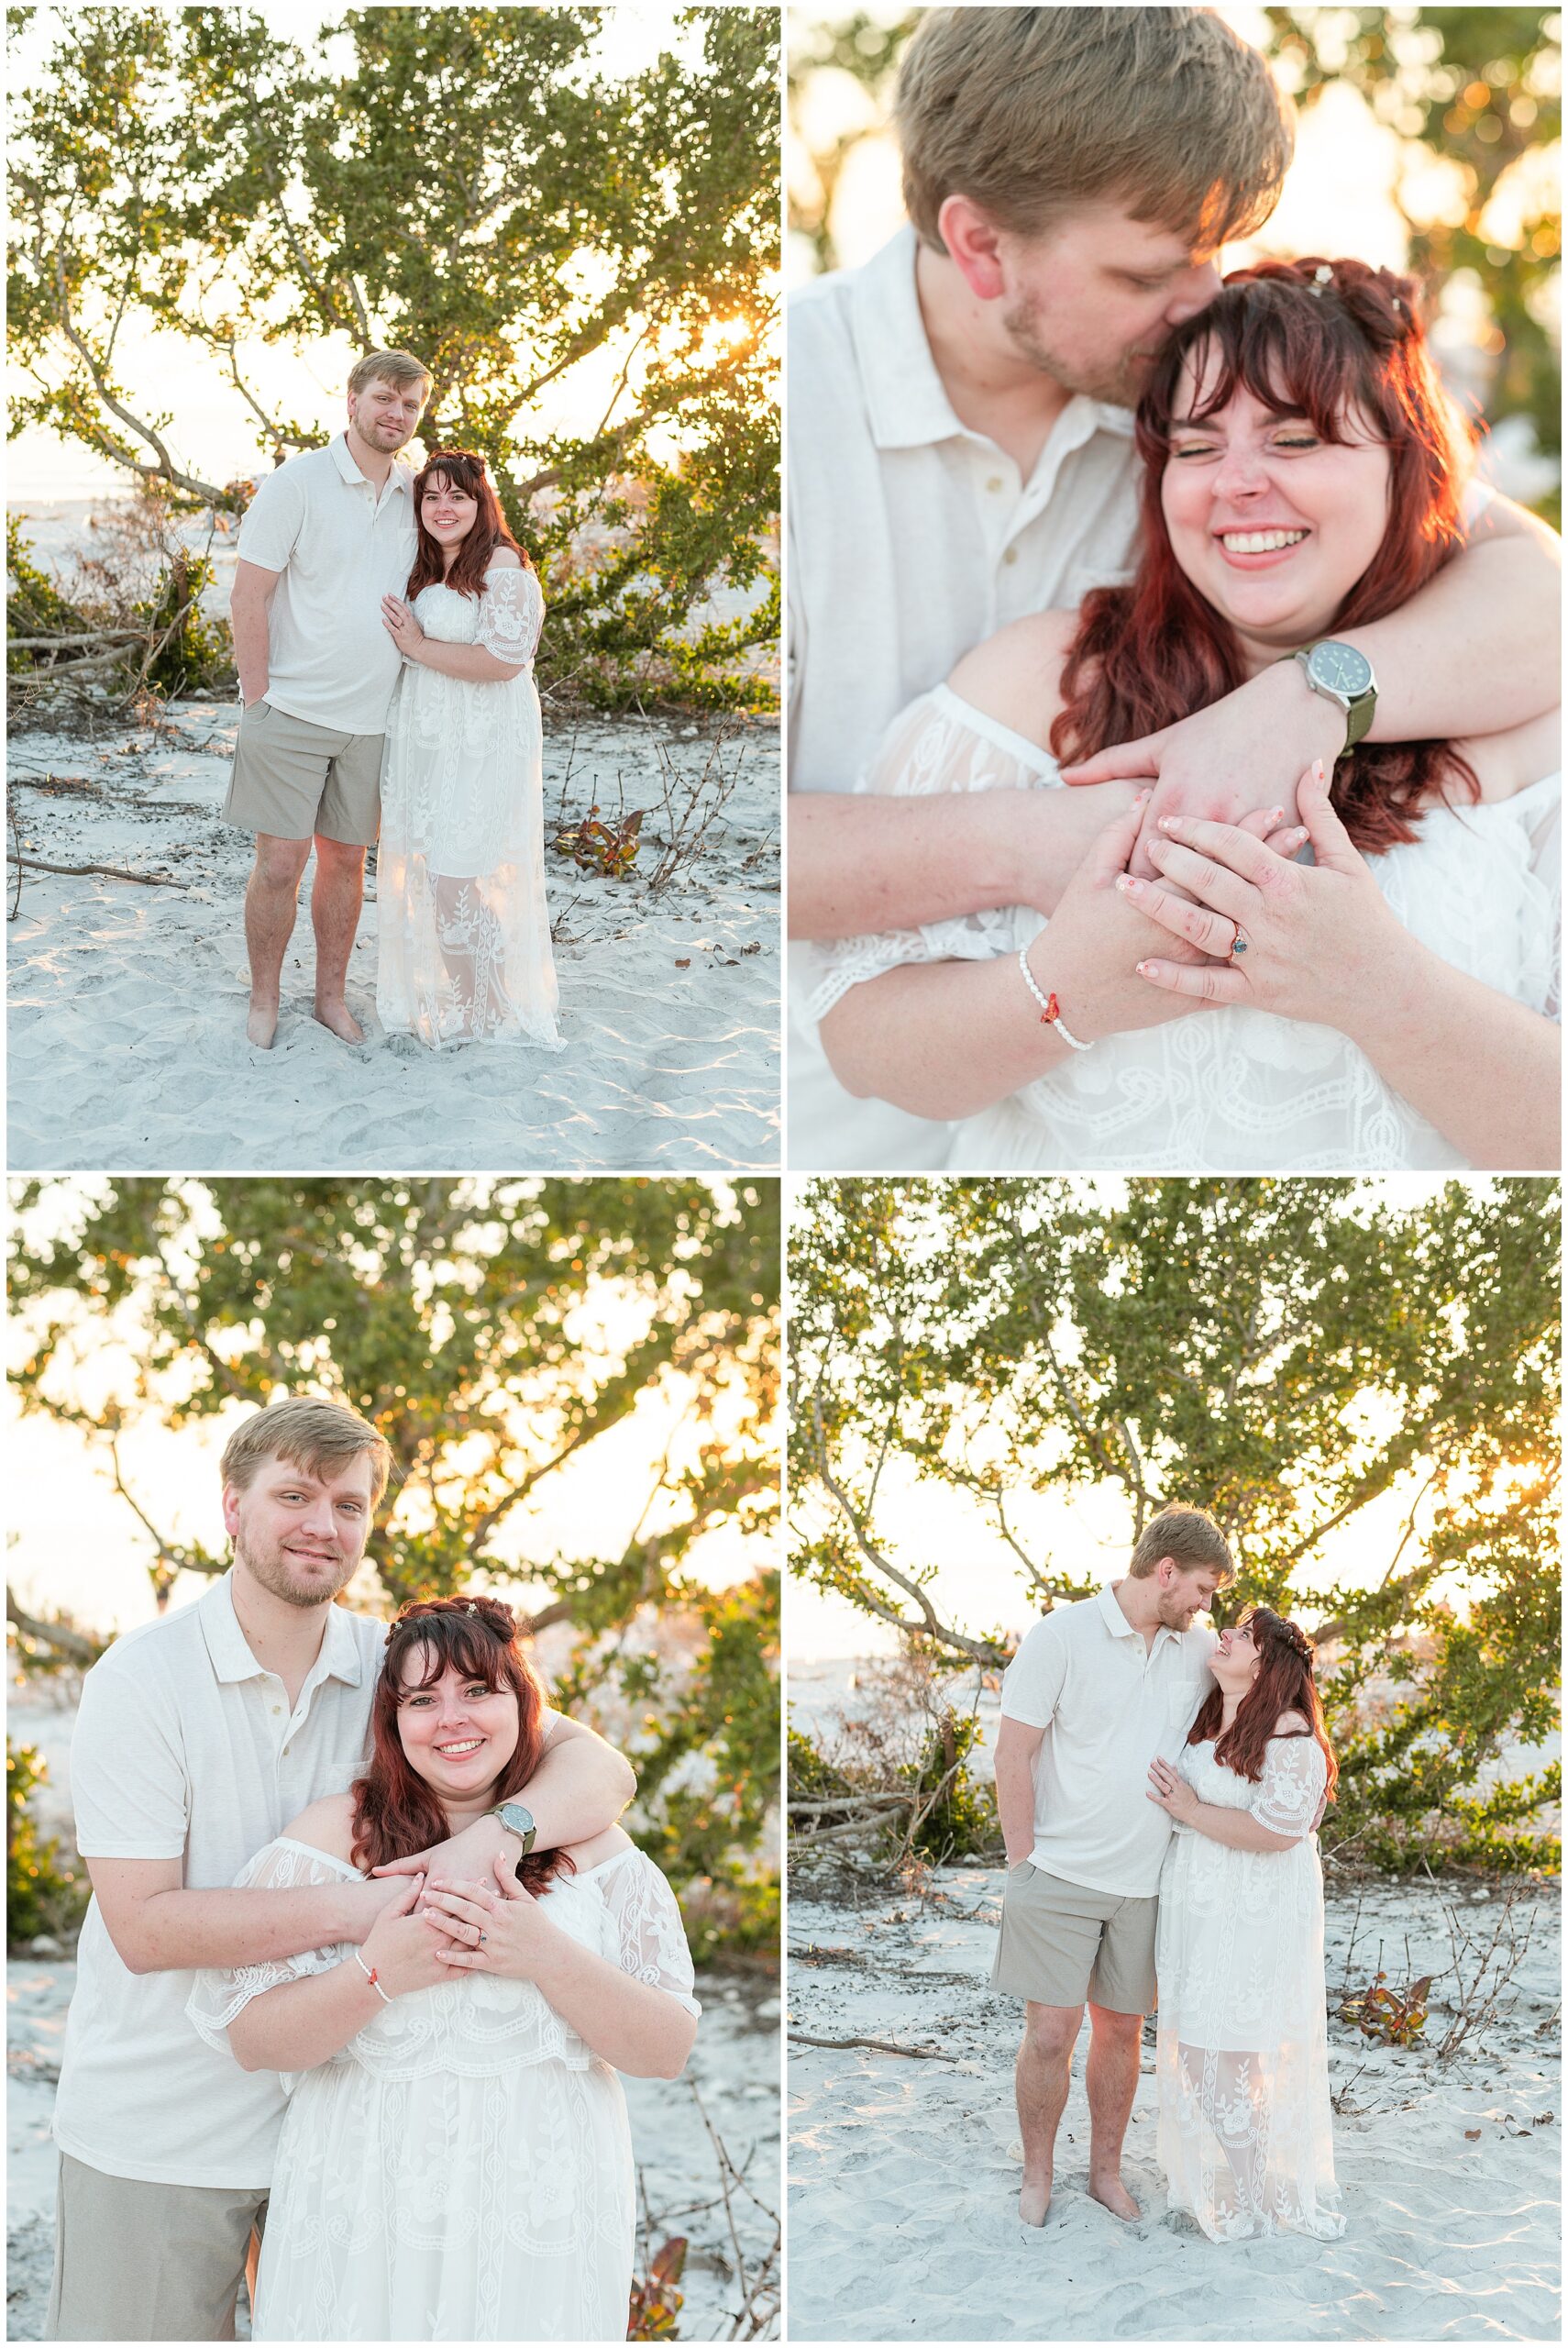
[1309,641,1373,698]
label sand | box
[786,1866,1560,2341]
[7,701,779,1173]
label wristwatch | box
[485,1800,537,1858]
[1294,639,1377,751]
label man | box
[990,1507,1232,2226]
[47,1397,635,2342]
[787,6,1562,1168]
[226,351,431,1049]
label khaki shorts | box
[46,2152,268,2340]
[223,700,383,846]
[990,1862,1158,2015]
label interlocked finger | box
[1144,837,1257,924]
[1120,875,1242,960]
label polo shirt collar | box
[1098,1579,1183,1655]
[200,1568,369,1689]
[329,432,413,497]
[851,226,1138,458]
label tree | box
[10,1176,781,1949]
[8,7,780,705]
[790,1178,1560,1870]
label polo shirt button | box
[987,476,1004,493]
[1002,547,1019,566]
[271,1704,282,1715]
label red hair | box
[1052,257,1480,853]
[351,1595,572,1895]
[1187,1604,1339,1806]
[405,450,530,603]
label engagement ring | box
[1228,923,1248,958]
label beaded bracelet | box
[353,1950,392,2005]
[1016,947,1093,1052]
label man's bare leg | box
[1085,2001,1143,2220]
[243,833,313,1047]
[1015,2001,1080,2225]
[311,834,367,1042]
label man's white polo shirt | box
[786,226,1143,1170]
[53,1573,387,2187]
[999,1583,1218,1899]
[236,434,418,735]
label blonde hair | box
[220,1399,394,1510]
[347,349,432,400]
[894,6,1293,255]
[1129,1506,1235,1586]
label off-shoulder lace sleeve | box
[801,685,1059,1033]
[186,1838,356,2055]
[1249,1738,1327,1840]
[598,1851,701,2019]
[476,564,545,666]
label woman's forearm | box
[409,641,522,683]
[822,948,1084,1120]
[789,791,1083,940]
[529,1937,697,2079]
[226,1958,386,2073]
[1347,512,1560,741]
[1347,941,1561,1168]
[1184,1803,1297,1853]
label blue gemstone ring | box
[1228,923,1248,958]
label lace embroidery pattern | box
[376,562,563,1051]
[1155,1737,1345,2242]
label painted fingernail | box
[1268,807,1285,825]
[1158,815,1180,832]
[1137,961,1158,976]
[1134,789,1152,808]
[1314,759,1326,782]
[1117,875,1143,896]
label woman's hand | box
[359,1872,462,1998]
[424,1851,571,1982]
[1146,1756,1200,1824]
[381,595,425,659]
[1122,759,1408,1029]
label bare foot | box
[314,996,364,1045]
[1088,2175,1141,2221]
[1019,2175,1052,2227]
[247,998,279,1049]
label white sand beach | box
[7,700,779,1173]
[787,1866,1560,2341]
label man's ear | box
[936,194,1010,303]
[220,1481,241,1541]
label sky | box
[786,1174,1522,1661]
[8,5,766,503]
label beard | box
[1000,289,1149,411]
[235,1533,359,1610]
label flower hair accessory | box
[1309,263,1334,298]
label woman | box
[377,451,563,1051]
[189,1598,698,2341]
[811,259,1560,1169]
[1146,1607,1343,2243]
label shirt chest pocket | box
[1166,1680,1202,1729]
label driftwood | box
[8,630,147,650]
[788,2032,954,2061]
[787,1795,918,1817]
[7,852,191,890]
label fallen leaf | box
[1464,2129,1482,2140]
[674,958,690,969]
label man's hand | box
[1059,660,1342,879]
[370,1811,520,1883]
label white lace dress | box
[188,1838,699,2342]
[1155,1735,1344,2243]
[802,683,1562,1169]
[377,563,562,1050]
